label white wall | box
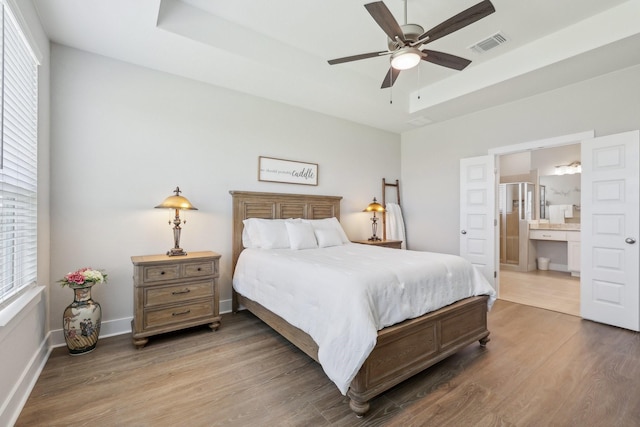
[0,1,50,425]
[401,64,640,255]
[49,45,401,340]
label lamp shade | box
[363,198,385,213]
[155,187,198,211]
[155,195,198,210]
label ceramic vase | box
[63,283,102,355]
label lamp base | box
[167,248,188,257]
[368,236,382,241]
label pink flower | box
[65,272,86,285]
[59,267,107,287]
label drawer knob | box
[172,289,191,295]
[160,271,165,275]
[197,267,202,271]
[172,309,191,317]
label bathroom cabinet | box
[528,229,580,275]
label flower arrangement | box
[59,267,108,288]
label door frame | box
[487,130,594,297]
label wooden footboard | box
[347,295,490,416]
[237,293,490,416]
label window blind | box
[0,2,38,306]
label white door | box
[460,155,496,288]
[581,130,639,331]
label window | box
[0,2,39,306]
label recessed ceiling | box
[34,0,640,133]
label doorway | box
[493,137,585,316]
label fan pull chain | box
[417,64,421,100]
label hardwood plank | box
[16,301,640,426]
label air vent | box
[468,31,508,54]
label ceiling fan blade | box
[421,50,471,70]
[418,0,495,44]
[328,51,390,65]
[365,1,405,43]
[381,67,401,89]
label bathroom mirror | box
[539,174,581,219]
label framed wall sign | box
[258,156,318,186]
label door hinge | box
[494,219,497,226]
[494,271,497,278]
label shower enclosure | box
[499,182,534,269]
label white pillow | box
[242,218,262,248]
[315,228,344,248]
[304,217,350,244]
[255,219,290,249]
[242,218,292,249]
[242,227,257,248]
[285,220,318,250]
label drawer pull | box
[160,271,165,275]
[172,309,191,317]
[197,267,202,271]
[171,288,191,295]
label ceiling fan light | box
[390,48,422,70]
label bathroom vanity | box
[529,224,581,276]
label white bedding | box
[232,243,496,395]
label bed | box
[230,190,494,416]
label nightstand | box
[351,239,403,249]
[131,251,221,348]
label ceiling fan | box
[327,0,496,88]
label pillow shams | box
[242,218,291,249]
[285,221,318,250]
[242,217,348,249]
[304,217,350,244]
[315,228,344,248]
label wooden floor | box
[17,301,640,426]
[499,269,580,316]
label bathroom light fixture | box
[363,197,385,241]
[155,186,198,256]
[390,47,422,70]
[554,161,582,175]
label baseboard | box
[2,333,51,427]
[49,298,234,347]
[548,263,569,273]
[220,298,232,315]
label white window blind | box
[0,2,38,306]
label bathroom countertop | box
[528,223,580,231]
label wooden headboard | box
[229,190,342,269]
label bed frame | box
[230,190,490,416]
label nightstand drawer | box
[144,299,215,329]
[143,264,180,282]
[184,261,217,278]
[145,280,214,307]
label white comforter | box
[232,243,496,395]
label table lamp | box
[155,186,198,256]
[363,197,385,241]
